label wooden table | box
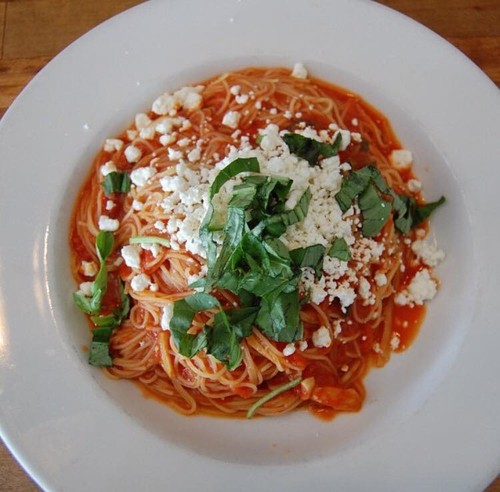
[0,0,498,490]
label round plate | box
[0,0,499,490]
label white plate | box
[1,0,499,490]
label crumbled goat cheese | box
[312,326,332,348]
[78,281,93,297]
[222,111,241,129]
[141,242,162,258]
[127,129,138,141]
[125,145,142,163]
[161,303,174,330]
[140,125,156,140]
[135,113,152,130]
[100,161,117,176]
[81,261,98,277]
[229,85,240,96]
[358,277,371,300]
[103,138,123,152]
[283,343,296,356]
[130,166,155,187]
[121,244,141,269]
[375,272,388,286]
[132,199,144,211]
[390,149,413,170]
[407,179,422,193]
[298,340,308,351]
[98,215,119,231]
[291,62,308,79]
[105,200,115,211]
[395,269,437,306]
[130,273,151,292]
[411,239,445,267]
[390,333,401,350]
[151,86,203,115]
[235,94,249,104]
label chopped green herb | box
[335,165,445,237]
[328,237,351,261]
[73,231,114,315]
[283,132,342,166]
[246,378,302,419]
[101,171,131,196]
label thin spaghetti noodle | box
[70,65,444,420]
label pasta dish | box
[70,65,445,419]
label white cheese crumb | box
[125,145,142,163]
[312,326,332,348]
[412,239,445,267]
[222,110,241,129]
[100,161,117,176]
[103,138,123,152]
[132,199,144,211]
[395,269,437,306]
[168,148,183,161]
[235,94,249,104]
[291,62,308,79]
[358,277,371,300]
[130,166,155,187]
[105,200,115,211]
[283,343,296,356]
[407,179,422,193]
[390,333,401,350]
[161,303,174,330]
[229,85,240,96]
[298,340,308,351]
[160,133,176,146]
[121,244,141,269]
[81,261,98,277]
[135,113,152,130]
[375,272,388,286]
[130,273,151,292]
[126,129,138,141]
[78,281,93,297]
[390,149,413,170]
[188,147,201,163]
[98,215,119,232]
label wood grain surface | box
[0,1,498,490]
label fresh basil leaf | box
[87,280,130,366]
[73,231,114,317]
[206,312,242,370]
[412,196,446,226]
[88,327,113,366]
[328,237,351,261]
[209,157,260,199]
[224,307,259,339]
[256,287,303,342]
[334,165,375,213]
[290,244,326,278]
[73,291,95,315]
[205,207,246,290]
[101,171,131,196]
[358,184,392,237]
[170,293,221,358]
[96,230,114,261]
[265,187,311,237]
[170,293,220,336]
[283,132,342,166]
